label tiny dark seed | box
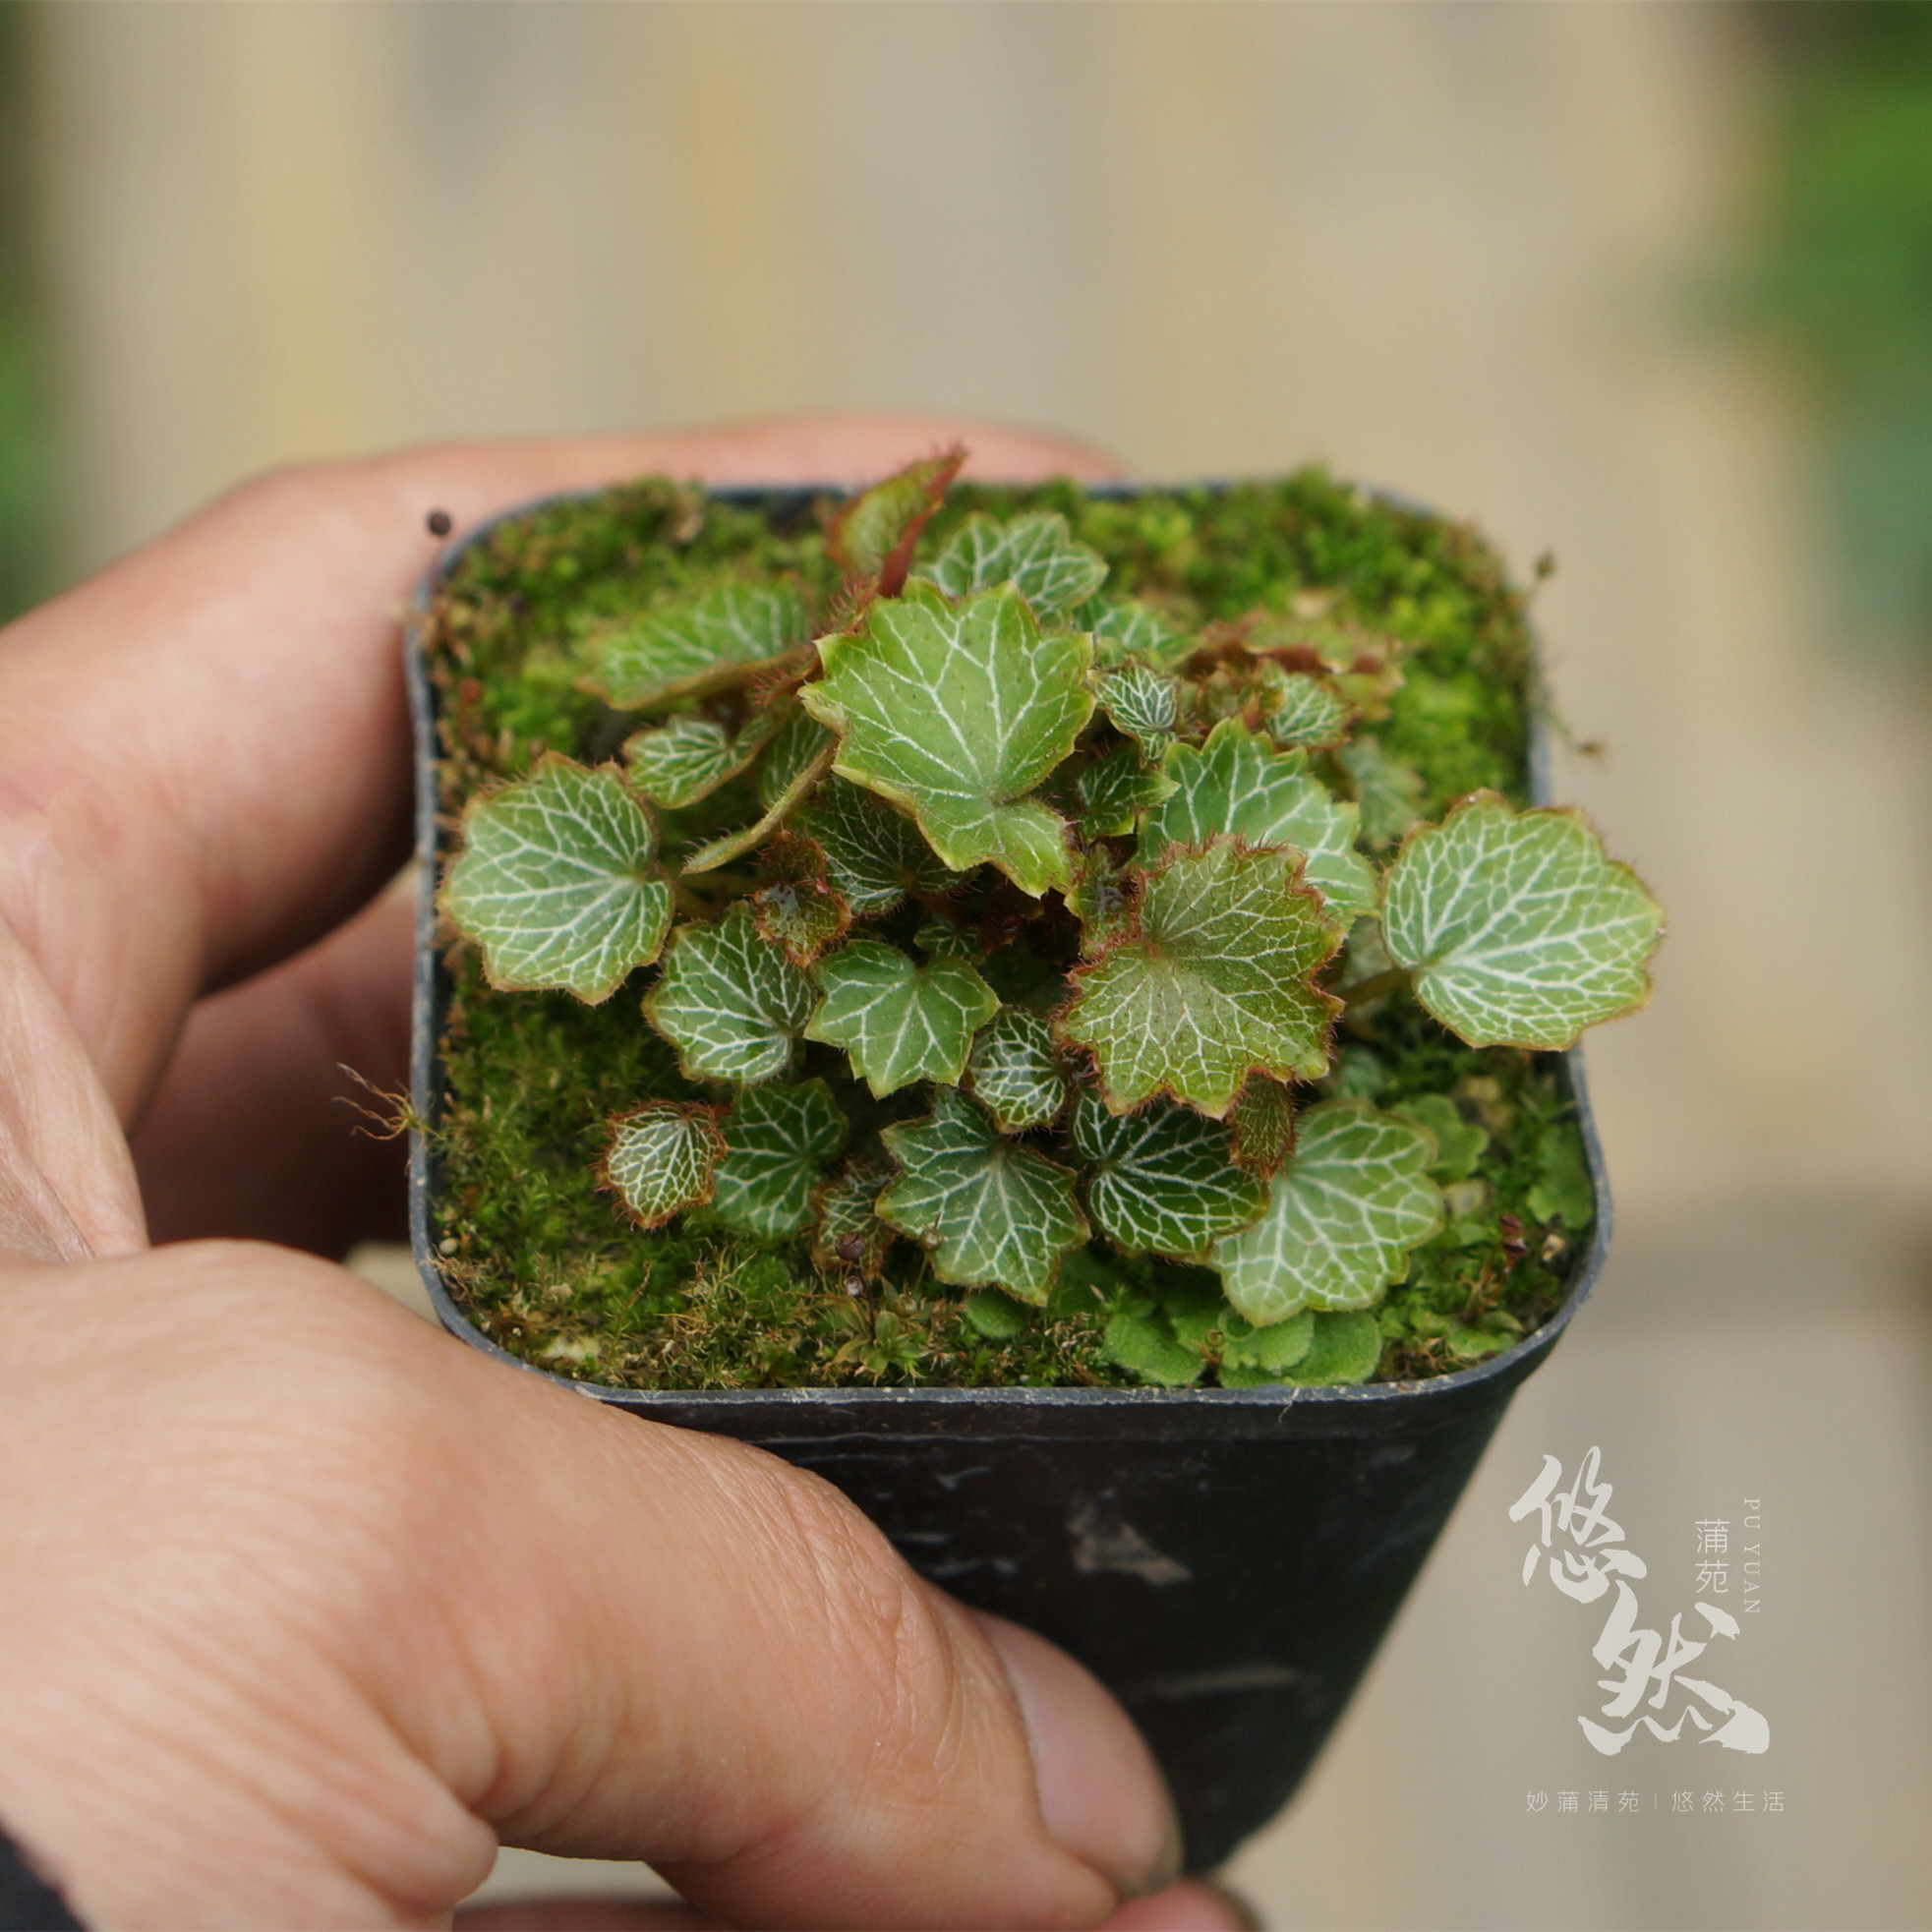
[426,508,453,537]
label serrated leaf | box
[588,582,807,709]
[1097,660,1181,756]
[810,1157,897,1276]
[878,1088,1088,1302]
[711,1081,849,1238]
[1092,600,1191,668]
[1075,740,1177,837]
[805,940,999,1096]
[602,1103,726,1229]
[1103,1302,1206,1386]
[622,715,737,807]
[1283,1310,1383,1385]
[1389,1093,1487,1183]
[1227,1075,1296,1176]
[1061,838,1341,1116]
[1213,1100,1444,1324]
[1139,719,1376,918]
[801,581,1091,896]
[1072,1094,1268,1259]
[1263,671,1353,749]
[915,918,979,962]
[794,775,966,916]
[441,756,673,1002]
[1219,1309,1316,1385]
[642,903,816,1083]
[927,511,1109,617]
[1068,845,1139,954]
[749,832,851,967]
[1336,736,1425,849]
[1380,792,1664,1049]
[831,447,965,590]
[966,1008,1067,1133]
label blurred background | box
[3,4,1928,1926]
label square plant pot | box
[407,480,1611,1872]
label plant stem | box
[1338,965,1414,1009]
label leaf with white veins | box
[749,832,851,967]
[1227,1075,1296,1176]
[878,1088,1088,1303]
[1336,736,1425,849]
[810,1157,897,1276]
[1213,1100,1443,1324]
[794,776,966,915]
[711,1081,849,1238]
[619,715,757,808]
[588,582,807,709]
[800,581,1090,896]
[1075,740,1177,837]
[1092,600,1192,668]
[1380,792,1664,1048]
[1263,671,1353,749]
[1097,660,1181,756]
[805,940,999,1096]
[1072,1094,1268,1259]
[926,512,1108,617]
[642,904,816,1084]
[602,1103,726,1229]
[1139,719,1376,918]
[441,756,672,1002]
[966,1008,1067,1132]
[830,447,964,590]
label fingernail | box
[1102,1879,1261,1931]
[974,1611,1183,1899]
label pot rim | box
[405,477,1611,1417]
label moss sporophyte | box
[426,455,1661,1392]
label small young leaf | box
[805,940,1000,1097]
[602,1102,727,1229]
[440,756,673,1002]
[1074,739,1177,837]
[1072,1094,1269,1259]
[1337,735,1426,849]
[1526,1124,1595,1228]
[1263,671,1353,750]
[1213,1100,1444,1325]
[588,582,807,710]
[800,581,1091,896]
[1097,660,1181,756]
[711,1080,849,1238]
[1092,600,1191,668]
[962,1288,1032,1341]
[927,511,1109,617]
[1060,837,1342,1117]
[1389,1093,1488,1183]
[878,1088,1089,1303]
[1219,1308,1316,1384]
[1380,793,1664,1049]
[642,903,817,1084]
[830,446,965,591]
[756,710,838,810]
[794,776,966,916]
[1227,1075,1296,1176]
[1068,845,1139,954]
[749,832,852,967]
[966,1008,1067,1133]
[914,918,979,962]
[620,716,747,808]
[1282,1310,1383,1386]
[810,1157,897,1276]
[1139,720,1376,918]
[1103,1302,1206,1386]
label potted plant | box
[407,454,1660,1870]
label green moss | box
[426,470,1591,1390]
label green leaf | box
[1072,1094,1268,1259]
[1227,1075,1296,1176]
[711,1081,849,1238]
[966,1008,1067,1133]
[1068,845,1138,953]
[1103,1302,1206,1386]
[962,1288,1032,1341]
[800,581,1091,896]
[1219,1309,1316,1385]
[810,1157,896,1276]
[602,1103,726,1229]
[621,715,739,807]
[1389,1093,1488,1183]
[927,511,1109,617]
[1336,735,1426,849]
[749,832,851,967]
[1097,660,1182,756]
[1263,671,1353,750]
[756,710,839,810]
[914,918,979,962]
[1380,792,1665,1049]
[1213,1100,1444,1324]
[1526,1124,1595,1228]
[830,447,964,588]
[1282,1310,1383,1386]
[1075,740,1177,837]
[1092,600,1191,668]
[794,775,966,916]
[441,756,673,1002]
[805,940,999,1097]
[642,903,817,1083]
[587,582,807,709]
[680,732,839,877]
[1060,838,1341,1117]
[1139,719,1376,919]
[878,1088,1089,1302]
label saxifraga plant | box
[438,453,1662,1390]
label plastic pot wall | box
[406,485,1610,1872]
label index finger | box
[0,414,1120,1116]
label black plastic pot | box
[406,485,1610,1873]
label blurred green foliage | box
[1751,2,1932,652]
[0,7,51,625]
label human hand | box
[0,418,1247,1929]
